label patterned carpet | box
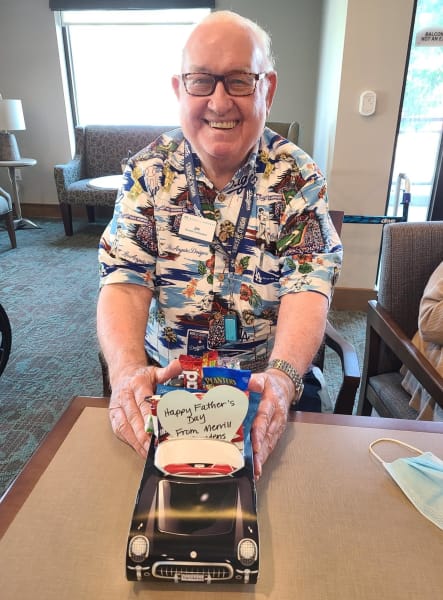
[0,218,106,498]
[0,218,367,498]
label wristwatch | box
[266,358,304,407]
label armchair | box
[0,186,16,249]
[54,125,177,236]
[266,121,299,144]
[319,209,360,414]
[356,221,443,418]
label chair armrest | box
[0,303,12,377]
[325,320,361,415]
[54,157,83,193]
[365,300,443,406]
[0,186,12,210]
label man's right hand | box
[108,360,182,458]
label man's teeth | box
[209,121,237,129]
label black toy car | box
[126,435,259,584]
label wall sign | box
[415,27,443,47]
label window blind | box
[50,1,214,9]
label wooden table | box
[1,397,442,599]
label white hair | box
[182,10,275,72]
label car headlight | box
[237,538,258,566]
[129,535,150,563]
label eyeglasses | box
[182,72,266,97]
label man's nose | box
[208,80,234,112]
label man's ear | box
[265,71,278,115]
[171,74,181,99]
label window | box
[58,8,210,126]
[386,0,443,222]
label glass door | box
[386,0,443,222]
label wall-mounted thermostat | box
[359,90,377,116]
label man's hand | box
[248,370,294,479]
[108,360,182,458]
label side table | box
[88,174,122,190]
[0,158,38,229]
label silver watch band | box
[266,358,304,406]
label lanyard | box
[184,141,205,217]
[184,140,255,274]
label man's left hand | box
[248,370,294,478]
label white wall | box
[200,0,324,152]
[322,0,415,288]
[0,0,416,291]
[0,0,71,205]
[313,0,347,176]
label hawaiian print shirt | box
[98,127,343,369]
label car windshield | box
[157,479,238,536]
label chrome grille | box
[153,562,233,582]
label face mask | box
[369,437,443,530]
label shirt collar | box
[181,138,261,191]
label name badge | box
[179,213,216,243]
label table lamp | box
[0,94,26,161]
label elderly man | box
[97,10,342,477]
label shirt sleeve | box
[98,157,159,290]
[275,148,343,303]
[419,261,443,346]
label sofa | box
[54,121,299,236]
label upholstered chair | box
[266,121,299,144]
[54,125,177,236]
[357,221,443,418]
[0,186,16,249]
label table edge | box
[290,410,443,432]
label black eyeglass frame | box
[181,72,267,97]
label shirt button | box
[218,193,226,202]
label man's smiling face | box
[172,19,277,185]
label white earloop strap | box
[369,437,423,463]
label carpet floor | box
[0,218,367,498]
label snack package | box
[179,354,204,390]
[178,351,219,390]
[202,366,251,390]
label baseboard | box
[331,287,377,312]
[20,203,61,219]
[21,204,377,312]
[21,203,113,219]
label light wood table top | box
[1,397,442,599]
